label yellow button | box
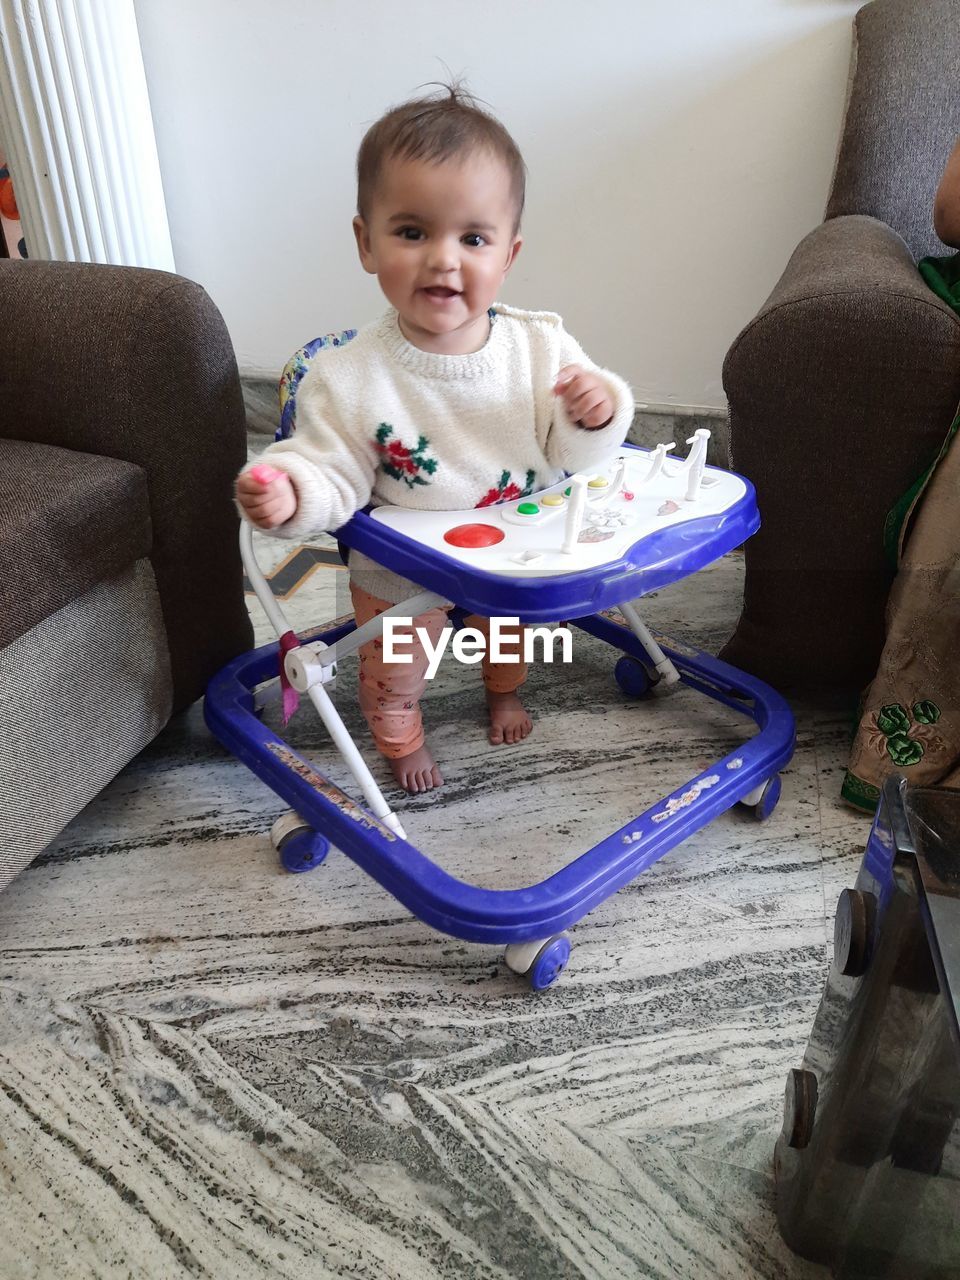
[541,494,565,506]
[588,477,609,489]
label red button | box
[443,523,505,548]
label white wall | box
[134,0,860,410]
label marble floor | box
[0,526,869,1279]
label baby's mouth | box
[422,286,461,299]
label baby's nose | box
[427,238,460,271]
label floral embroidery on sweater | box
[374,423,438,488]
[475,468,537,508]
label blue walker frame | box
[204,334,795,990]
[206,491,795,990]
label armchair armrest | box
[721,215,960,689]
[0,260,253,708]
[736,215,957,325]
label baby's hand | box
[236,464,298,529]
[554,365,614,429]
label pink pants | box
[350,582,528,759]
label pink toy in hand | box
[249,464,283,485]
[237,463,298,529]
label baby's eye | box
[396,226,424,241]
[462,233,486,248]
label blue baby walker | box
[205,334,796,991]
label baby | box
[236,85,634,794]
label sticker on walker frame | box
[650,774,721,823]
[655,635,699,658]
[302,612,357,642]
[267,743,398,840]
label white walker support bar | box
[618,600,681,685]
[284,590,451,692]
[239,522,408,840]
[241,522,292,639]
[283,643,336,694]
[322,591,450,666]
[304,681,407,839]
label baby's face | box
[354,150,521,355]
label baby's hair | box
[356,81,526,230]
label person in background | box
[934,136,960,248]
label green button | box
[517,502,539,515]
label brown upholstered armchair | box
[0,260,253,887]
[721,0,960,691]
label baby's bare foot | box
[389,744,444,794]
[486,690,533,745]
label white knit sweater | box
[244,304,635,602]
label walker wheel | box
[271,811,330,873]
[278,829,329,873]
[753,775,782,822]
[503,934,572,990]
[614,656,656,698]
[528,935,572,991]
[529,936,576,993]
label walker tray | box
[337,443,757,619]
